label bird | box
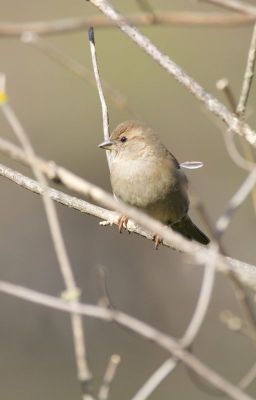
[98,120,209,248]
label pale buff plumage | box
[99,121,209,245]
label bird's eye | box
[120,136,127,143]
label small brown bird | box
[98,121,209,247]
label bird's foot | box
[153,235,163,250]
[118,215,129,233]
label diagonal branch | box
[0,280,253,400]
[87,0,256,147]
[0,161,256,293]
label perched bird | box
[98,121,209,247]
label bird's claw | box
[153,235,163,250]
[118,216,129,233]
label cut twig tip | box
[88,26,95,43]
[216,78,229,91]
[20,31,38,43]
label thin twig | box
[0,12,255,37]
[0,280,254,400]
[217,78,256,211]
[87,0,256,147]
[239,362,256,390]
[88,27,111,167]
[0,80,93,399]
[190,189,227,254]
[216,78,237,113]
[130,359,177,400]
[131,247,217,400]
[136,0,157,23]
[237,23,256,117]
[216,168,256,237]
[98,354,121,400]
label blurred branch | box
[239,362,256,390]
[21,32,134,115]
[0,280,254,400]
[87,0,256,148]
[215,168,256,236]
[236,23,256,118]
[98,354,121,400]
[216,78,237,113]
[131,247,217,400]
[0,80,94,399]
[0,11,255,37]
[205,0,256,17]
[217,78,256,212]
[190,189,227,254]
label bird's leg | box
[153,235,163,250]
[118,215,129,233]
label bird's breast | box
[110,158,189,224]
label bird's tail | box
[172,215,210,245]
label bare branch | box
[216,168,256,236]
[0,12,255,38]
[216,78,237,113]
[239,362,256,390]
[87,0,256,147]
[0,144,256,292]
[130,359,176,400]
[237,23,256,117]
[0,280,254,400]
[88,27,111,167]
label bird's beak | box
[98,139,114,150]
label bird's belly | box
[110,159,188,224]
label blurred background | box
[0,0,255,399]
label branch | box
[0,280,254,400]
[98,354,121,400]
[0,11,255,37]
[0,159,256,293]
[87,0,256,148]
[215,168,256,236]
[237,23,256,118]
[206,0,256,17]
